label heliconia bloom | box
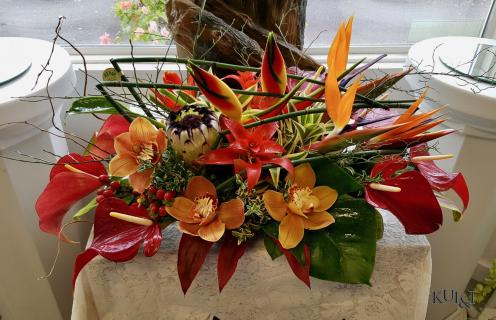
[222,71,258,90]
[89,115,130,159]
[263,163,337,249]
[365,156,443,234]
[109,117,167,193]
[410,144,469,213]
[72,198,162,287]
[327,16,353,76]
[162,71,182,85]
[36,153,107,241]
[188,63,243,121]
[166,176,245,242]
[196,118,293,191]
[261,32,287,95]
[325,67,362,134]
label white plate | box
[0,40,32,86]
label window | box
[1,0,494,47]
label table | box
[406,36,496,320]
[72,211,431,320]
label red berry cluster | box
[146,186,176,217]
[96,175,120,203]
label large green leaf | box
[263,235,283,260]
[67,97,124,115]
[305,197,377,284]
[311,158,362,194]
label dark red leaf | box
[410,144,469,212]
[49,153,106,180]
[36,172,102,238]
[72,248,98,288]
[177,234,213,294]
[274,239,311,288]
[217,234,247,292]
[365,156,443,234]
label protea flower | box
[166,105,219,165]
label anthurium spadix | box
[261,32,287,95]
[188,63,243,122]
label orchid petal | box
[312,186,338,211]
[198,219,226,242]
[290,163,316,189]
[218,199,245,229]
[128,169,153,194]
[184,176,217,200]
[279,214,305,249]
[114,132,134,155]
[263,190,287,221]
[304,211,335,230]
[109,154,139,177]
[129,117,158,145]
[166,197,196,223]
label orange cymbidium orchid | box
[166,176,245,242]
[263,163,338,249]
[109,117,167,193]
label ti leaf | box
[311,158,362,194]
[67,97,126,115]
[73,198,97,219]
[305,197,377,284]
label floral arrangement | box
[36,18,469,293]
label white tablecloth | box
[72,211,431,320]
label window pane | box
[305,0,494,46]
[1,0,493,46]
[0,0,168,45]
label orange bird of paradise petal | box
[261,32,287,95]
[327,16,353,76]
[188,63,243,122]
[325,69,363,134]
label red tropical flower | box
[196,118,293,190]
[89,115,130,159]
[365,156,443,234]
[410,143,469,212]
[72,198,162,287]
[36,153,107,241]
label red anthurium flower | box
[89,115,130,159]
[410,143,469,212]
[36,153,107,241]
[72,198,162,287]
[365,156,443,234]
[196,118,293,190]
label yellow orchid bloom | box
[109,117,167,193]
[166,176,245,242]
[263,163,338,249]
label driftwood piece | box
[166,0,320,70]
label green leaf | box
[73,198,97,219]
[263,235,283,260]
[375,210,384,240]
[67,97,125,115]
[305,197,377,284]
[311,158,362,194]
